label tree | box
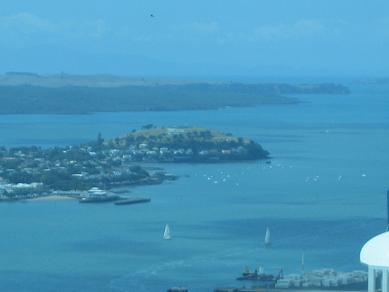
[141,124,154,130]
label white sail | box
[264,227,271,247]
[163,224,171,240]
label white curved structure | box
[163,224,171,240]
[361,232,389,292]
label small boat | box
[264,227,271,247]
[163,224,171,240]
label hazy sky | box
[1,0,388,77]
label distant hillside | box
[105,125,270,162]
[0,73,351,92]
[0,75,350,114]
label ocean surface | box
[0,83,388,291]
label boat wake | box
[108,246,259,291]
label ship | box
[237,267,283,287]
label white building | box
[361,231,389,292]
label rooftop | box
[360,231,389,267]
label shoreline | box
[24,195,77,202]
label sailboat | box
[301,252,305,273]
[163,224,171,240]
[264,227,271,247]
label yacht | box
[163,224,171,240]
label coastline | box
[24,195,76,202]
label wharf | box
[114,197,151,205]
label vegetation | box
[107,125,269,162]
[0,82,349,114]
[0,126,268,200]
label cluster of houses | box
[120,143,252,162]
[0,182,44,200]
[0,143,174,201]
[275,269,367,289]
[0,127,263,201]
[106,126,268,162]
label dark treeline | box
[0,83,348,114]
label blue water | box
[0,83,388,291]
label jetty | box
[114,197,151,205]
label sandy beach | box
[25,195,76,202]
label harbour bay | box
[0,83,388,291]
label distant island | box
[0,73,349,114]
[0,126,268,201]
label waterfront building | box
[360,232,389,292]
[360,191,389,292]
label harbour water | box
[0,83,388,291]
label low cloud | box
[250,19,325,41]
[0,12,52,33]
[0,13,354,49]
[0,12,109,39]
[178,19,339,44]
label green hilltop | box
[105,125,269,162]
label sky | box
[0,0,388,78]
